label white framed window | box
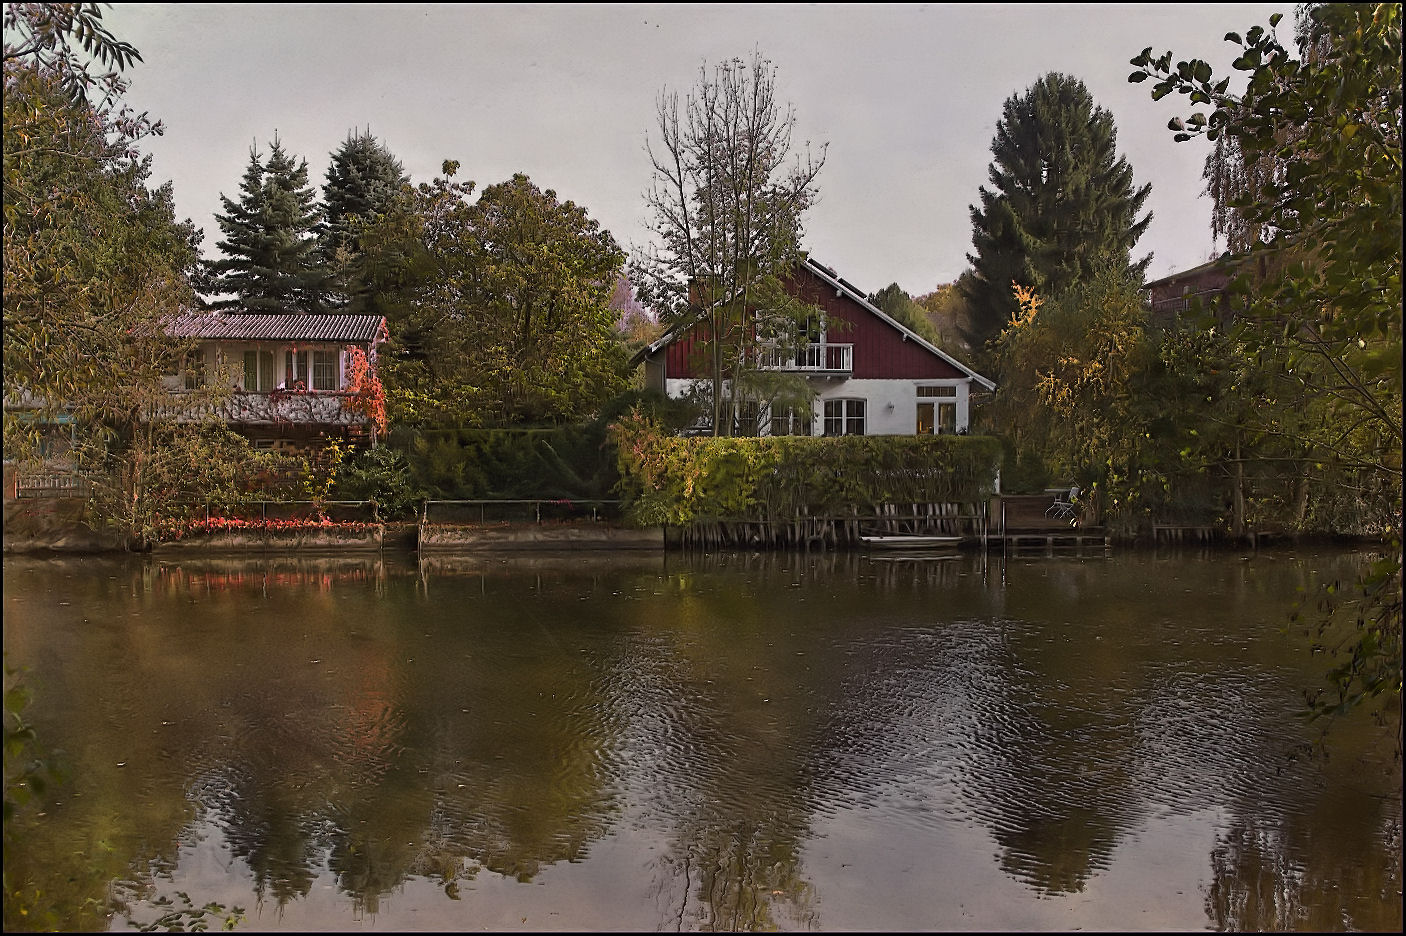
[823,398,866,436]
[285,350,309,389]
[769,404,812,437]
[917,401,957,434]
[916,385,959,434]
[312,350,338,390]
[243,350,275,391]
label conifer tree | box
[322,130,409,263]
[963,73,1151,348]
[207,136,324,313]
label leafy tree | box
[989,271,1156,529]
[633,51,827,435]
[915,274,979,358]
[3,5,289,549]
[362,167,632,427]
[2,2,143,114]
[964,72,1152,349]
[1131,2,1401,731]
[868,282,939,342]
[206,135,325,313]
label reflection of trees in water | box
[623,559,878,931]
[319,574,627,907]
[6,551,1401,929]
[651,824,817,932]
[1204,762,1403,931]
[954,563,1162,895]
[1205,818,1404,931]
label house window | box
[243,350,275,391]
[183,349,204,390]
[285,350,309,390]
[312,350,338,390]
[823,399,865,436]
[733,399,762,437]
[918,402,958,434]
[769,404,812,437]
[916,386,958,434]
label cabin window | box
[312,350,338,390]
[243,350,275,391]
[733,400,762,437]
[285,350,309,390]
[183,349,204,390]
[823,398,865,436]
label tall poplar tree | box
[963,72,1152,348]
[207,136,324,313]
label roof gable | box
[798,258,994,390]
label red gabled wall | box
[789,266,965,380]
[661,264,968,381]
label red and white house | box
[162,311,388,450]
[634,257,995,436]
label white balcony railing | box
[756,343,853,373]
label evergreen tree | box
[322,130,409,263]
[207,136,324,313]
[963,72,1151,348]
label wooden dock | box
[1153,523,1219,544]
[984,494,1110,552]
[983,529,1110,551]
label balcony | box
[756,343,853,374]
[149,390,368,426]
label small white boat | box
[859,534,963,549]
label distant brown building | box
[1144,256,1238,329]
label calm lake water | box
[2,547,1401,932]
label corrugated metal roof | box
[165,312,386,343]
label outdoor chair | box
[1045,485,1080,524]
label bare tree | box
[633,52,826,435]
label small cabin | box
[162,311,388,452]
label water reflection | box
[1,550,1400,932]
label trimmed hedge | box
[405,425,619,500]
[611,412,1002,527]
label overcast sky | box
[103,2,1288,300]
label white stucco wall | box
[664,376,972,436]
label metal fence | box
[420,499,623,527]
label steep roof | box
[632,256,995,391]
[801,257,994,391]
[165,312,386,344]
